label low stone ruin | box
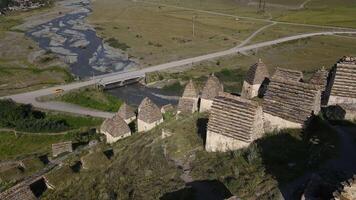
[0,185,36,200]
[137,97,163,132]
[205,92,264,152]
[200,74,224,112]
[52,141,73,157]
[241,58,269,99]
[161,104,174,114]
[326,56,356,105]
[263,77,321,131]
[100,114,131,144]
[177,80,199,114]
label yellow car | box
[54,88,64,94]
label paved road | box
[2,31,356,118]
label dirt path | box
[140,0,356,31]
[237,21,277,47]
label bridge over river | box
[2,31,356,118]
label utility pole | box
[192,15,196,38]
[259,0,262,10]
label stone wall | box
[199,98,213,112]
[137,118,163,132]
[103,131,131,144]
[328,95,356,105]
[241,81,261,99]
[124,116,136,124]
[263,112,302,132]
[205,131,250,152]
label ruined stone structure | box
[327,56,356,105]
[241,59,269,99]
[263,77,321,131]
[137,97,163,132]
[161,104,174,114]
[309,67,329,91]
[334,175,356,200]
[52,141,73,157]
[0,185,36,200]
[200,74,224,112]
[205,92,264,152]
[272,67,303,82]
[177,80,199,114]
[117,103,136,123]
[100,115,131,144]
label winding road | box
[2,31,356,118]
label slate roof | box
[182,80,198,98]
[207,92,261,143]
[101,115,131,137]
[245,59,270,85]
[177,98,196,114]
[263,77,321,124]
[272,67,303,82]
[138,97,163,123]
[201,74,224,100]
[117,103,135,120]
[330,57,356,98]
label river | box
[26,0,136,78]
[25,0,179,105]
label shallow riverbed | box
[26,0,136,78]
[108,83,180,107]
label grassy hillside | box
[0,10,72,96]
[41,113,339,199]
[57,88,123,112]
[89,0,268,66]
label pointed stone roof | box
[117,103,135,120]
[208,92,263,143]
[309,67,328,91]
[245,58,270,85]
[330,58,356,99]
[263,77,321,124]
[101,115,131,138]
[201,74,224,100]
[182,80,198,98]
[272,67,303,82]
[138,97,163,123]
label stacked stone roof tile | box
[52,141,73,157]
[138,97,163,123]
[309,68,328,91]
[272,67,303,82]
[330,57,356,98]
[0,185,36,200]
[101,115,130,137]
[177,98,196,114]
[245,59,270,85]
[201,74,224,100]
[207,93,261,143]
[263,77,321,124]
[117,103,135,120]
[182,80,198,98]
